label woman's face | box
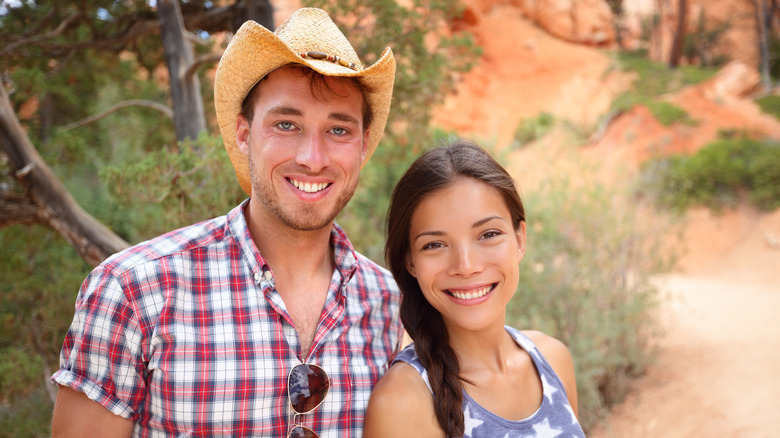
[405,177,526,333]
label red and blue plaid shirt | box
[53,200,403,437]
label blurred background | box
[1,0,778,436]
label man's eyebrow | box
[329,112,360,125]
[267,106,303,116]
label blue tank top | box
[393,326,586,437]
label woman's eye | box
[421,241,443,251]
[481,230,502,240]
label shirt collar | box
[227,199,359,285]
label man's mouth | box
[446,284,495,300]
[289,178,331,193]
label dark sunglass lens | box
[288,425,319,438]
[289,364,330,413]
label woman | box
[364,138,585,437]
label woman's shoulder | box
[364,362,439,437]
[371,360,431,402]
[514,328,579,416]
[517,329,572,363]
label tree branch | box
[184,52,224,81]
[0,10,84,56]
[60,99,174,131]
[0,86,129,266]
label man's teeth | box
[450,285,492,300]
[291,179,329,193]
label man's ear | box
[236,114,251,155]
[405,253,416,278]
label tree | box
[1,0,272,263]
[669,0,688,68]
[755,0,777,91]
[0,85,128,265]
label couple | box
[51,8,585,438]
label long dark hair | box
[385,138,525,436]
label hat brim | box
[215,20,395,195]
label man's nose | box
[295,132,329,172]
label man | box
[51,8,402,437]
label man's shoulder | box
[351,251,399,293]
[101,214,233,275]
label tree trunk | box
[0,86,129,267]
[756,0,773,91]
[234,0,274,31]
[158,0,207,142]
[669,0,688,68]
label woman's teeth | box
[449,285,492,300]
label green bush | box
[607,51,718,127]
[505,148,674,431]
[514,112,556,145]
[644,100,696,126]
[756,94,780,120]
[640,135,780,211]
[0,225,92,437]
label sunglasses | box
[287,363,331,438]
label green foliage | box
[756,94,780,119]
[514,112,556,145]
[643,100,696,126]
[0,226,92,437]
[506,150,673,430]
[608,51,720,127]
[639,134,780,211]
[683,12,731,67]
[100,132,246,242]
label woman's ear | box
[516,221,527,263]
[405,253,417,278]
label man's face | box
[236,65,369,232]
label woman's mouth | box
[446,284,496,301]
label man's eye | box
[278,121,295,130]
[331,127,347,136]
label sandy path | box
[588,272,780,437]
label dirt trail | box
[588,272,780,437]
[587,206,780,438]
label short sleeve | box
[51,266,147,420]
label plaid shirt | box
[52,200,403,437]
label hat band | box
[299,51,359,71]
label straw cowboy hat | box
[214,7,396,195]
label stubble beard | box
[248,155,358,232]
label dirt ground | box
[588,207,780,438]
[428,2,780,436]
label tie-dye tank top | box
[393,326,586,437]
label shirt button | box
[264,270,273,281]
[253,272,262,285]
